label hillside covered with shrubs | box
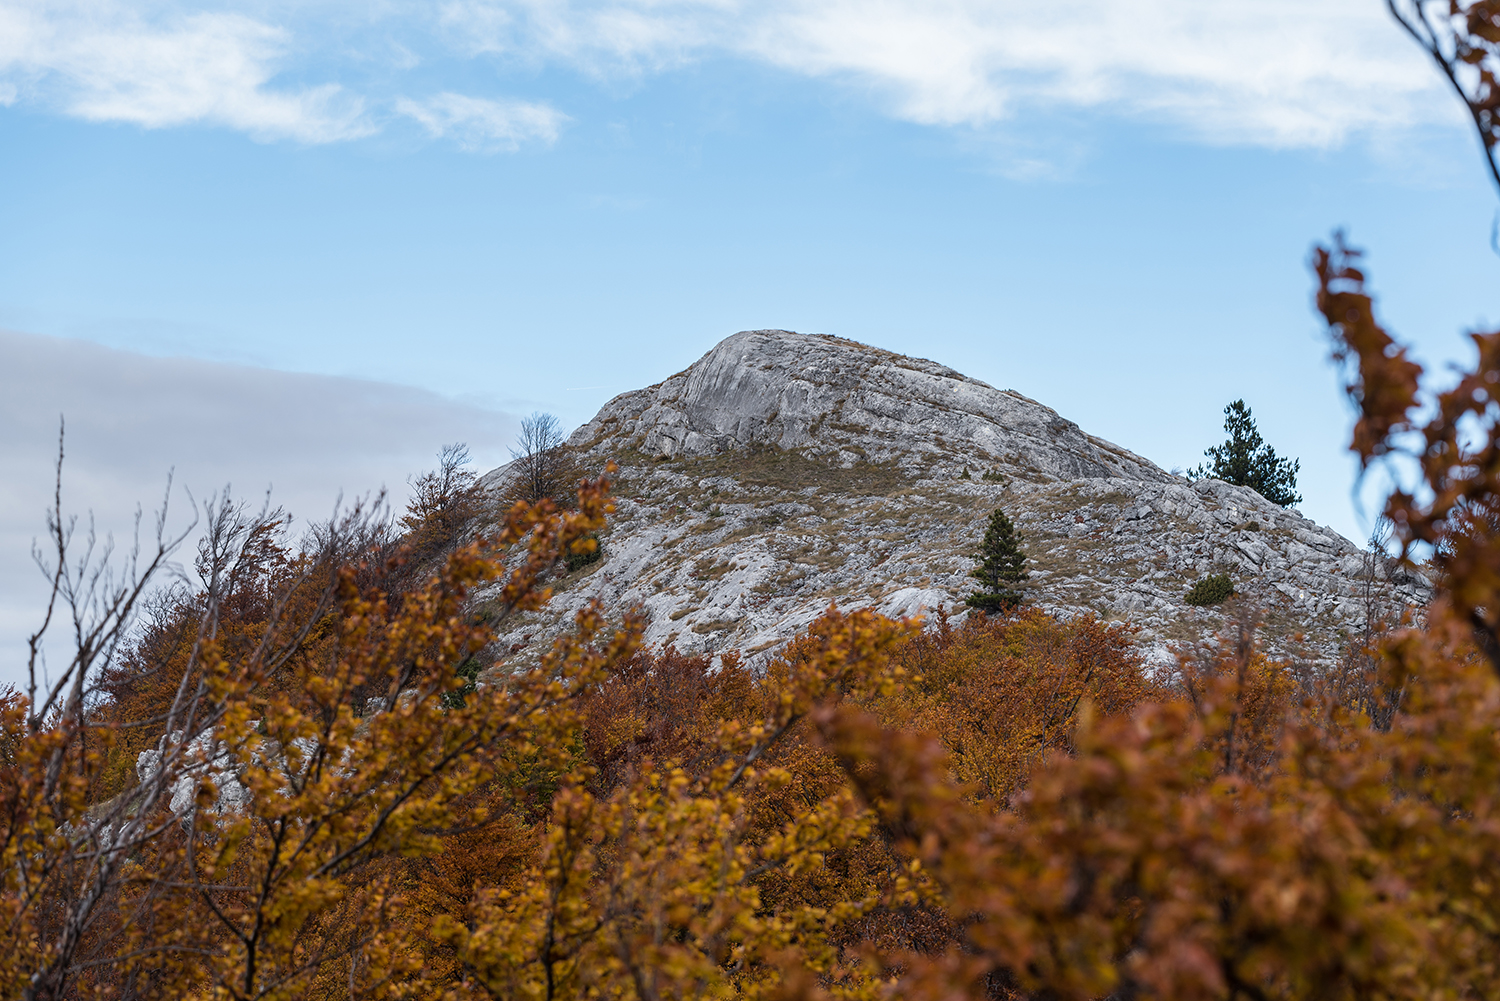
[11,4,1500,996]
[7,339,1500,1000]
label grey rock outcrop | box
[564,330,1170,484]
[136,729,253,818]
[478,331,1424,676]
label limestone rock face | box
[568,330,1171,483]
[478,330,1424,677]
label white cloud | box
[439,0,721,71]
[396,91,567,150]
[0,1,372,142]
[437,0,1448,147]
[0,0,1457,150]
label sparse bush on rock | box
[564,532,603,572]
[1185,572,1235,606]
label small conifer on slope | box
[966,506,1028,613]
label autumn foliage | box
[10,354,1500,1001]
[20,462,1500,1001]
[11,5,1500,998]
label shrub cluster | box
[1185,572,1235,606]
[564,532,603,572]
[13,405,1500,1001]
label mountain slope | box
[479,330,1424,672]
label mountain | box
[478,330,1425,672]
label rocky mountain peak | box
[479,330,1425,678]
[568,330,1170,484]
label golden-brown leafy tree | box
[878,609,1153,806]
[2,446,626,999]
[1388,0,1500,195]
[413,604,1158,1001]
[399,442,487,569]
[438,609,916,1001]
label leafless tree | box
[15,422,389,999]
[1311,518,1410,732]
[506,412,576,507]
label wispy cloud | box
[0,1,372,142]
[437,0,718,72]
[396,91,567,150]
[437,0,1445,147]
[0,0,1455,150]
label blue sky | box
[2,0,1499,678]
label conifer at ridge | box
[1190,399,1302,507]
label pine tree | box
[1189,400,1303,507]
[966,507,1028,613]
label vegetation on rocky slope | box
[9,4,1500,997]
[6,413,1497,1000]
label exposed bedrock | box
[477,330,1424,679]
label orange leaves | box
[1314,234,1423,467]
[0,691,85,997]
[808,652,1500,1001]
[441,606,1179,1001]
[27,387,1500,1001]
[4,468,644,1000]
[776,599,1500,1001]
[875,610,1153,807]
[1315,231,1500,668]
[1320,5,1500,668]
[153,472,642,999]
[490,464,615,617]
[767,606,918,720]
[812,704,970,860]
[1390,1,1500,191]
[441,607,919,1001]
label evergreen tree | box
[966,507,1028,613]
[1189,399,1303,507]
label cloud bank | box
[0,328,522,688]
[0,0,1452,150]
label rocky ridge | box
[478,330,1425,674]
